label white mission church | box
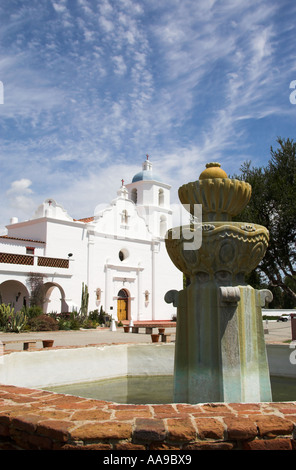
[0,157,182,322]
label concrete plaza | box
[0,320,292,351]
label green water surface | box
[45,375,296,404]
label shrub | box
[56,317,71,330]
[82,318,97,329]
[49,312,84,330]
[98,306,106,325]
[68,311,83,330]
[89,309,99,322]
[28,314,59,331]
[22,305,43,319]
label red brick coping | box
[0,384,296,450]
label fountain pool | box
[44,374,296,404]
[1,342,295,404]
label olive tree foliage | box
[233,137,296,307]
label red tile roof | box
[0,235,45,244]
[74,216,95,223]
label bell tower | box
[126,155,172,238]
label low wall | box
[1,342,295,389]
[0,344,174,388]
[267,343,296,378]
[0,343,296,451]
[0,384,296,450]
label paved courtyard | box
[263,319,293,343]
[0,326,176,350]
[0,320,293,351]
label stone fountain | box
[165,162,273,403]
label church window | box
[118,289,128,298]
[158,189,164,207]
[119,249,129,261]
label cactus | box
[80,282,89,318]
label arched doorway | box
[0,280,29,311]
[43,282,68,314]
[117,289,129,321]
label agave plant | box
[0,303,27,332]
[7,310,27,333]
[0,303,14,330]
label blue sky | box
[1,0,296,233]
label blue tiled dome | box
[132,170,161,183]
[132,157,163,183]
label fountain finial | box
[178,161,252,222]
[199,162,228,180]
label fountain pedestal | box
[165,163,273,403]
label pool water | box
[45,375,296,404]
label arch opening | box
[117,288,129,321]
[0,280,29,311]
[43,282,68,314]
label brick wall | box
[0,384,295,450]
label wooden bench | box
[131,326,154,334]
[1,339,37,351]
[0,339,54,351]
[130,322,176,335]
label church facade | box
[0,158,182,322]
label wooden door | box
[117,298,128,321]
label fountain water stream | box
[165,163,273,403]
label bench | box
[131,326,154,334]
[0,339,54,351]
[130,322,176,335]
[1,339,37,351]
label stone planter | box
[151,334,160,343]
[42,340,54,348]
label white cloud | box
[112,55,127,75]
[7,179,33,196]
[52,3,67,13]
[6,179,35,216]
[99,16,114,32]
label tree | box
[233,137,296,306]
[26,272,46,308]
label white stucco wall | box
[0,343,294,390]
[0,343,175,388]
